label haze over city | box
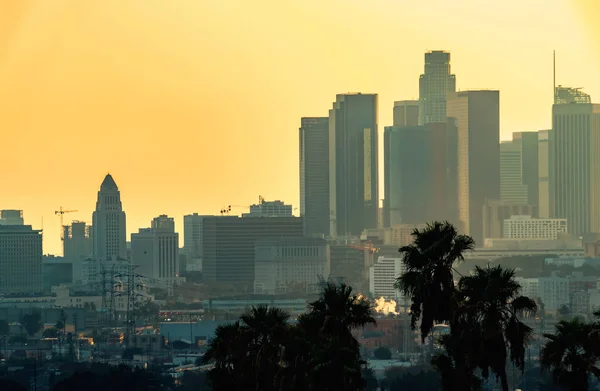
[0,0,599,254]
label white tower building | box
[92,174,127,260]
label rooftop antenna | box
[553,50,556,104]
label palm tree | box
[394,221,475,342]
[456,265,537,391]
[540,318,600,391]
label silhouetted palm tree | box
[540,318,600,391]
[394,221,475,342]
[456,265,537,391]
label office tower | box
[0,210,24,225]
[0,225,43,294]
[514,131,540,207]
[243,199,293,218]
[131,216,179,284]
[92,174,127,260]
[419,51,456,125]
[299,117,330,237]
[329,93,378,237]
[551,88,600,235]
[447,90,500,245]
[482,200,537,239]
[384,122,457,226]
[195,215,303,288]
[538,130,551,218]
[152,214,175,232]
[63,221,92,260]
[500,141,528,204]
[393,101,419,127]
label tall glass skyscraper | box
[419,51,456,125]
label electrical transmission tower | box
[99,263,118,328]
[119,264,141,347]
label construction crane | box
[55,207,78,240]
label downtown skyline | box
[0,1,599,254]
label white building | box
[243,199,293,218]
[517,274,569,312]
[92,174,127,260]
[131,216,179,293]
[253,237,329,294]
[369,256,406,301]
[503,215,567,240]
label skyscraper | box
[393,100,419,127]
[329,93,378,237]
[299,117,330,237]
[384,122,457,227]
[92,174,127,260]
[513,131,540,208]
[0,210,24,225]
[447,90,500,245]
[499,141,528,204]
[419,51,456,125]
[538,130,552,218]
[551,89,600,235]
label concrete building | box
[0,224,43,294]
[369,256,406,300]
[503,215,567,240]
[92,174,127,260]
[419,50,456,125]
[183,213,210,270]
[299,117,330,238]
[63,221,92,281]
[500,141,528,204]
[192,215,303,288]
[253,237,330,294]
[42,255,73,290]
[243,199,292,218]
[538,130,552,218]
[513,131,540,208]
[383,122,457,227]
[482,199,537,239]
[393,100,419,127]
[330,244,377,293]
[447,90,500,245]
[329,93,379,237]
[551,90,600,235]
[0,210,24,225]
[131,216,179,286]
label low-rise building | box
[503,215,567,240]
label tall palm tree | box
[394,221,475,342]
[456,265,537,391]
[540,318,600,391]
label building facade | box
[131,216,179,285]
[369,256,405,300]
[482,199,537,239]
[0,225,43,294]
[329,93,379,237]
[419,50,456,125]
[447,90,500,245]
[392,100,419,127]
[253,237,330,294]
[500,140,528,204]
[0,210,24,225]
[92,174,127,260]
[513,131,540,208]
[538,130,552,218]
[243,199,293,218]
[551,97,600,235]
[299,117,330,238]
[503,215,568,240]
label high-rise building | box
[513,131,540,207]
[500,141,528,204]
[419,51,456,125]
[447,90,500,245]
[92,174,127,260]
[551,90,600,235]
[299,117,330,238]
[131,216,179,286]
[329,93,378,237]
[538,130,552,218]
[63,221,92,260]
[393,100,419,127]
[0,225,43,294]
[0,210,24,225]
[383,122,457,226]
[193,215,303,287]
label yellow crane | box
[55,207,78,240]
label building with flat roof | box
[393,100,419,127]
[369,256,406,301]
[0,210,24,225]
[503,215,567,240]
[419,50,456,125]
[0,224,43,294]
[243,199,292,218]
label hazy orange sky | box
[0,0,598,254]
